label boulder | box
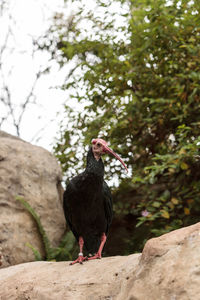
[0,131,66,268]
[0,222,200,300]
[0,255,140,300]
[117,221,200,300]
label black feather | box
[63,147,113,254]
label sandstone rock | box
[0,247,2,266]
[0,255,140,300]
[117,222,200,300]
[0,222,200,300]
[0,131,66,268]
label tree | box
[46,0,200,253]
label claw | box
[88,253,101,260]
[70,255,88,265]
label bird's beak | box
[103,145,128,172]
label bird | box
[63,138,128,265]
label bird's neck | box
[85,147,104,178]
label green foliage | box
[50,231,78,262]
[16,196,76,261]
[43,0,200,252]
[26,242,42,261]
[16,196,52,260]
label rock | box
[0,222,200,300]
[0,247,2,266]
[0,255,140,300]
[0,131,66,268]
[117,221,200,300]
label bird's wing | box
[103,181,113,235]
[63,181,79,241]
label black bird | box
[63,138,128,265]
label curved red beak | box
[92,138,128,172]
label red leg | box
[70,236,88,265]
[88,233,107,260]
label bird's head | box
[92,138,128,172]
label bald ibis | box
[63,138,127,265]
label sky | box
[0,0,69,151]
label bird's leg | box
[88,233,107,260]
[70,236,88,265]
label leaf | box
[147,213,152,218]
[26,243,42,261]
[178,148,186,155]
[149,177,156,184]
[168,202,174,209]
[184,207,190,215]
[160,210,170,219]
[152,201,161,208]
[136,218,146,228]
[168,168,175,174]
[180,162,189,170]
[171,197,179,205]
[187,199,194,205]
[162,190,170,200]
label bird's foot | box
[70,255,88,265]
[88,252,101,260]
